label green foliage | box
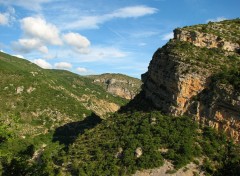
[64,111,240,175]
[212,68,240,90]
[0,52,128,137]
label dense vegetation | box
[212,68,240,90]
[2,111,239,175]
[0,52,127,175]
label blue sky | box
[0,0,239,78]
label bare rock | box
[16,86,24,94]
[135,147,143,158]
[27,86,36,93]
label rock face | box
[142,19,240,142]
[90,73,142,100]
[174,28,240,52]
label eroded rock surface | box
[142,19,240,142]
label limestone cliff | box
[89,73,142,100]
[142,19,240,142]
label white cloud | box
[161,32,173,40]
[21,17,62,45]
[13,38,48,54]
[0,13,8,25]
[206,17,227,23]
[32,59,52,69]
[76,67,88,73]
[63,32,90,54]
[13,54,24,59]
[0,0,52,11]
[64,5,158,30]
[109,5,157,18]
[13,16,62,54]
[0,7,15,26]
[54,62,72,69]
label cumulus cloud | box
[32,59,52,69]
[76,67,88,73]
[21,17,62,45]
[13,38,48,54]
[54,62,72,69]
[63,32,90,54]
[161,32,173,40]
[13,16,62,54]
[206,17,227,23]
[64,5,158,30]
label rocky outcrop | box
[134,160,204,176]
[142,19,240,142]
[190,83,240,142]
[90,74,142,100]
[174,28,240,52]
[94,78,135,99]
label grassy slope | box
[0,52,129,175]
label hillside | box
[88,73,142,100]
[0,19,240,176]
[0,52,129,167]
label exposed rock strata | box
[142,20,240,142]
[174,28,240,52]
[91,74,142,100]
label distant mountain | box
[88,73,142,100]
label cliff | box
[142,19,240,142]
[89,73,142,100]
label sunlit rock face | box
[142,19,240,142]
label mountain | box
[1,19,240,176]
[0,51,131,141]
[63,19,240,176]
[141,18,240,142]
[88,73,142,100]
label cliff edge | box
[142,19,240,142]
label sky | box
[0,0,239,78]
